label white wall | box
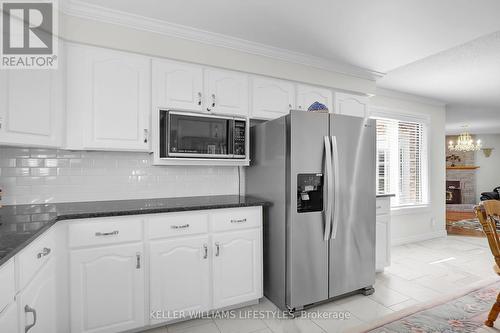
[60,15,375,95]
[0,147,240,205]
[371,90,447,245]
[475,134,500,195]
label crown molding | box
[61,0,384,81]
[375,87,447,107]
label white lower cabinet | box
[375,197,392,272]
[19,259,57,333]
[70,243,145,333]
[0,301,18,333]
[3,206,263,333]
[150,236,210,324]
[212,229,262,309]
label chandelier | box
[448,127,481,152]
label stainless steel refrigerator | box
[246,110,376,314]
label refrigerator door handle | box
[330,135,340,239]
[323,136,333,241]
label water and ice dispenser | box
[297,173,324,213]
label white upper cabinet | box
[212,229,262,309]
[251,77,295,120]
[150,236,210,324]
[70,243,145,333]
[333,92,370,118]
[152,59,203,112]
[0,66,63,148]
[66,44,151,151]
[204,69,248,116]
[296,84,333,112]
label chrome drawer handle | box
[36,247,51,259]
[95,230,119,237]
[203,244,208,259]
[136,253,141,269]
[215,242,221,257]
[171,224,190,229]
[230,218,247,224]
[24,305,37,333]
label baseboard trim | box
[392,230,447,246]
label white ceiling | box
[72,0,500,132]
[446,104,500,135]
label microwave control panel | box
[233,120,246,157]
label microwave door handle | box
[167,111,171,157]
[323,136,333,241]
[229,119,234,157]
[330,135,340,240]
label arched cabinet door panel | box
[334,92,370,118]
[149,235,210,325]
[152,58,203,112]
[70,243,145,333]
[251,77,295,120]
[212,229,262,308]
[296,84,332,112]
[0,64,63,147]
[67,44,151,151]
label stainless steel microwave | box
[159,110,248,159]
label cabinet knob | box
[143,129,149,144]
[288,104,292,109]
[24,305,37,333]
[215,242,221,257]
[36,247,51,259]
[197,92,202,106]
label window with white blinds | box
[376,117,428,207]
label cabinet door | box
[334,92,370,118]
[152,59,203,112]
[67,44,151,151]
[375,214,390,272]
[0,301,18,333]
[251,77,295,120]
[204,69,248,116]
[19,259,56,333]
[296,84,332,112]
[150,236,210,324]
[212,229,262,308]
[0,67,63,147]
[70,243,145,333]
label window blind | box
[376,117,426,207]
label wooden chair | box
[475,200,500,327]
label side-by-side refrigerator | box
[246,110,376,313]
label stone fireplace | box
[446,135,479,205]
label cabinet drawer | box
[376,198,391,215]
[210,207,262,232]
[18,227,56,290]
[147,212,209,239]
[68,217,142,248]
[0,259,15,313]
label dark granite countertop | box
[0,195,269,266]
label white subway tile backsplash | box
[0,147,241,205]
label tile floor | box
[142,235,498,333]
